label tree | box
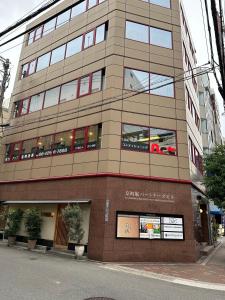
[204,145,225,208]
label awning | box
[210,203,224,216]
[2,200,91,204]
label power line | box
[8,62,211,131]
[200,0,211,62]
[4,66,214,136]
[0,0,62,39]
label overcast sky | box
[0,0,224,136]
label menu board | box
[117,213,184,241]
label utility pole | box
[0,56,10,120]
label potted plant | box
[24,208,42,250]
[62,204,85,258]
[5,208,23,246]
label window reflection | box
[36,135,54,157]
[74,128,85,151]
[87,124,102,149]
[150,27,172,49]
[56,10,71,28]
[79,76,90,96]
[66,36,83,58]
[150,73,174,97]
[21,98,29,115]
[150,128,176,155]
[150,0,170,8]
[53,131,73,155]
[124,69,149,92]
[60,80,78,102]
[95,24,106,44]
[50,45,66,65]
[36,52,50,72]
[21,139,37,160]
[126,21,149,43]
[122,124,149,152]
[43,18,56,36]
[84,31,94,48]
[71,1,86,18]
[29,93,45,113]
[44,87,60,108]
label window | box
[88,0,97,9]
[66,36,83,57]
[150,128,176,155]
[13,101,21,118]
[43,18,56,36]
[79,76,90,96]
[4,144,12,162]
[12,143,21,161]
[71,1,86,18]
[50,45,66,65]
[44,87,60,108]
[150,73,174,97]
[124,69,149,92]
[74,128,85,151]
[91,70,103,93]
[87,124,102,149]
[34,26,43,41]
[36,52,51,72]
[21,63,29,78]
[53,131,73,155]
[150,27,172,48]
[126,21,149,44]
[95,24,106,44]
[21,139,37,160]
[122,124,149,152]
[28,60,36,75]
[28,31,35,45]
[150,0,170,8]
[36,135,54,157]
[21,98,29,115]
[29,93,45,113]
[56,10,71,28]
[84,30,94,48]
[60,80,78,102]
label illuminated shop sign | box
[116,212,184,241]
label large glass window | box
[50,45,66,65]
[79,76,90,96]
[122,124,149,152]
[74,128,85,151]
[150,73,174,97]
[36,135,54,157]
[91,70,103,93]
[36,52,51,72]
[21,139,37,160]
[95,24,106,44]
[29,93,45,113]
[87,124,102,149]
[12,143,21,161]
[150,27,172,48]
[88,0,97,9]
[43,18,56,36]
[60,80,78,102]
[84,30,94,48]
[53,131,73,155]
[124,69,149,92]
[150,0,170,8]
[28,60,36,75]
[56,10,71,28]
[71,1,86,18]
[126,21,149,44]
[66,36,83,58]
[44,87,60,108]
[21,98,29,115]
[150,128,176,155]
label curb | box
[101,264,225,291]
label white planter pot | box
[75,245,84,257]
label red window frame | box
[4,124,102,163]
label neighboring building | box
[0,0,209,262]
[198,70,223,154]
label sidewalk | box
[117,238,225,285]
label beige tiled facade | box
[0,0,207,261]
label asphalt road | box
[0,246,224,300]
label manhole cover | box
[84,298,116,300]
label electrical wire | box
[200,0,211,63]
[8,62,211,131]
[4,66,214,136]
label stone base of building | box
[0,175,207,263]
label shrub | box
[62,204,84,244]
[24,208,42,240]
[5,208,23,237]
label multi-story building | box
[198,69,223,154]
[0,0,209,262]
